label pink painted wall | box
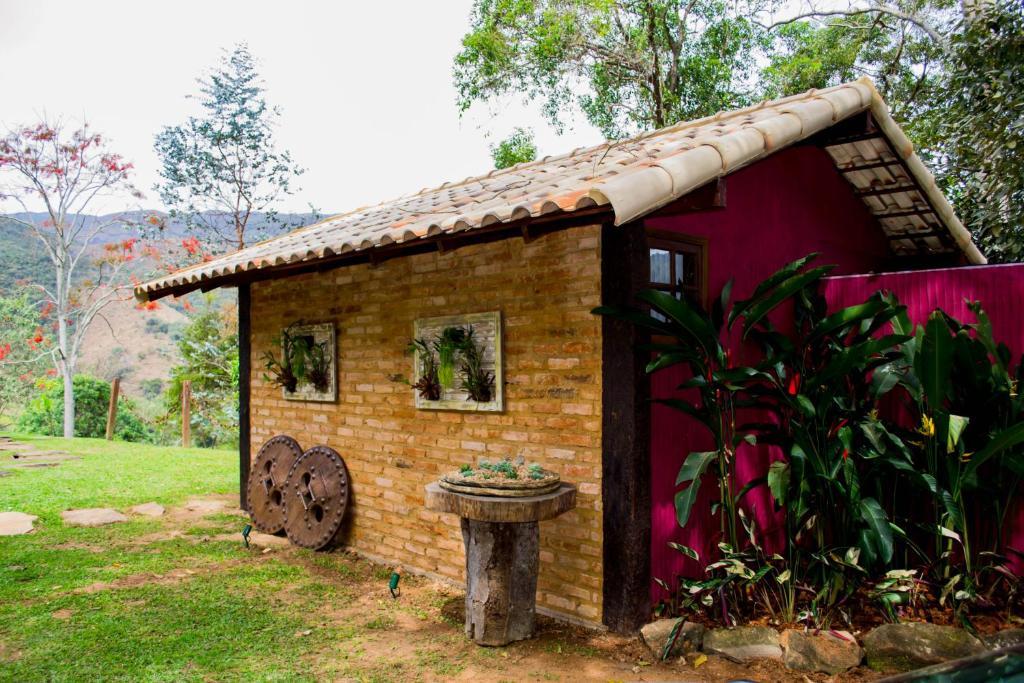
[645,146,892,602]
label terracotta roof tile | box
[137,77,983,300]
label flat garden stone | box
[248,532,291,548]
[781,629,863,674]
[61,508,128,527]
[640,619,705,657]
[185,499,225,513]
[0,512,38,536]
[703,626,782,662]
[864,622,985,671]
[129,502,165,517]
[983,629,1024,650]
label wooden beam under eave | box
[646,178,726,218]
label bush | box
[17,376,153,442]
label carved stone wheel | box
[247,435,304,534]
[283,445,351,550]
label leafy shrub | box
[17,376,153,442]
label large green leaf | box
[674,451,717,528]
[767,461,789,507]
[636,289,720,360]
[730,253,821,325]
[809,300,890,342]
[740,266,835,339]
[860,497,894,564]
[916,311,954,411]
[962,421,1024,483]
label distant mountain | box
[0,210,322,293]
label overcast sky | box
[0,1,604,215]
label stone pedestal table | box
[424,482,576,646]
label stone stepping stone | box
[61,508,128,527]
[184,499,225,514]
[0,512,38,536]
[248,532,291,549]
[129,502,165,517]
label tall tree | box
[0,121,139,437]
[455,0,770,139]
[154,44,306,252]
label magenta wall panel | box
[645,146,892,601]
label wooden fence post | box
[105,377,120,440]
[181,380,192,448]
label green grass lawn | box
[0,434,763,683]
[0,434,353,682]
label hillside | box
[76,296,190,399]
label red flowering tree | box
[0,120,141,438]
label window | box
[646,230,707,307]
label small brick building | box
[137,78,986,633]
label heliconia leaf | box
[636,289,719,360]
[947,415,969,453]
[860,497,894,565]
[730,253,821,326]
[740,267,835,339]
[809,300,891,342]
[962,421,1024,483]
[767,461,789,506]
[916,312,954,411]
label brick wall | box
[249,224,604,624]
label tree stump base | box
[425,482,576,646]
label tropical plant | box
[262,324,303,393]
[886,302,1024,619]
[434,327,467,391]
[301,338,331,393]
[457,326,495,402]
[408,338,441,400]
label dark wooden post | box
[181,380,192,448]
[600,220,652,634]
[105,377,120,440]
[238,283,252,511]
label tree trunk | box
[62,367,74,438]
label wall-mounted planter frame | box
[413,311,503,412]
[281,321,337,403]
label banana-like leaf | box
[740,267,836,339]
[636,289,720,360]
[809,300,891,342]
[916,312,954,411]
[962,421,1024,483]
[860,497,894,564]
[730,253,821,325]
[767,461,789,506]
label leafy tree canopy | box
[491,127,538,169]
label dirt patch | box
[51,609,73,620]
[73,559,246,594]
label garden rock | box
[185,499,225,514]
[864,622,985,671]
[703,626,782,662]
[640,619,705,657]
[248,532,291,549]
[0,512,38,536]
[781,629,863,674]
[129,502,165,517]
[61,508,128,527]
[983,629,1024,650]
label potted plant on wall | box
[262,324,302,393]
[408,338,441,400]
[435,326,467,391]
[458,327,494,402]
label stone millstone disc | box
[247,435,304,534]
[282,445,350,550]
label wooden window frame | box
[645,229,709,309]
